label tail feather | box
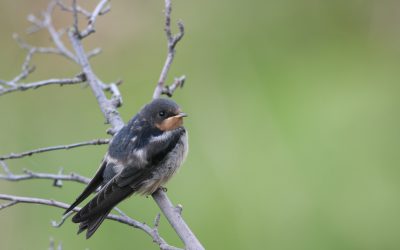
[76,211,110,239]
[72,178,134,238]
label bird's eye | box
[159,111,166,117]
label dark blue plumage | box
[65,98,188,238]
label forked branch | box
[152,0,186,99]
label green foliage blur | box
[1,0,400,249]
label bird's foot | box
[160,186,168,192]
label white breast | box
[137,131,188,195]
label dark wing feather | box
[70,125,185,238]
[116,128,185,188]
[72,177,133,223]
[77,211,110,239]
[71,177,134,239]
[64,158,107,214]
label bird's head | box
[140,98,187,131]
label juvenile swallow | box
[65,98,188,238]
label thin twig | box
[162,75,186,97]
[53,168,64,187]
[0,75,85,97]
[86,47,102,58]
[79,0,109,38]
[56,0,91,18]
[0,200,17,210]
[72,0,79,33]
[43,1,78,62]
[152,0,185,99]
[13,33,60,55]
[51,211,73,228]
[0,161,12,176]
[0,139,109,161]
[68,30,124,132]
[0,169,91,185]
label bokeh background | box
[1,0,400,249]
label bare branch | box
[13,33,59,55]
[42,1,78,62]
[56,0,91,18]
[0,169,90,185]
[0,75,85,97]
[0,200,17,210]
[162,75,185,97]
[152,0,185,99]
[68,31,124,132]
[0,194,182,250]
[152,189,204,250]
[71,0,79,33]
[109,82,123,108]
[53,168,64,187]
[86,47,102,58]
[9,53,35,86]
[51,211,73,228]
[0,139,109,161]
[79,0,109,38]
[89,0,109,25]
[0,161,12,176]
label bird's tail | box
[71,178,134,239]
[75,210,111,239]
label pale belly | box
[136,131,188,195]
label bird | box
[64,98,188,239]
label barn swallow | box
[65,98,188,238]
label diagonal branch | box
[0,139,109,161]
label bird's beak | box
[176,112,188,118]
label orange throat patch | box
[156,116,183,131]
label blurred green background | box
[1,0,400,249]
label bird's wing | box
[115,128,185,188]
[71,127,185,238]
[64,158,107,214]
